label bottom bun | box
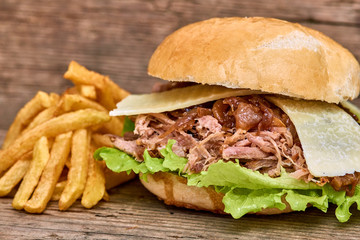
[104,168,136,190]
[140,172,293,215]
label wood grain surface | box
[1,0,360,239]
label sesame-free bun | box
[140,172,293,215]
[148,17,360,103]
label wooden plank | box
[1,180,360,239]
[1,0,360,238]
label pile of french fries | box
[0,61,135,213]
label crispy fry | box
[0,109,110,174]
[2,91,52,149]
[12,137,50,210]
[51,181,67,201]
[49,93,60,106]
[107,79,130,103]
[92,133,113,148]
[79,85,97,99]
[64,86,80,95]
[100,116,124,137]
[0,159,31,197]
[60,94,105,112]
[81,145,106,208]
[103,191,109,201]
[64,61,129,110]
[64,61,105,89]
[59,94,124,136]
[22,106,57,134]
[59,129,89,210]
[98,76,117,111]
[65,157,71,169]
[24,132,72,213]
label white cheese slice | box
[267,96,360,177]
[110,85,262,116]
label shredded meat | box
[111,94,360,196]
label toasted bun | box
[148,17,360,103]
[104,168,136,190]
[140,172,293,215]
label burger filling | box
[110,93,360,196]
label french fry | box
[64,61,129,110]
[22,106,57,134]
[100,116,124,137]
[107,78,130,103]
[59,129,89,211]
[64,86,80,95]
[12,136,50,210]
[0,109,110,174]
[24,132,72,213]
[65,157,71,169]
[92,133,113,148]
[79,85,97,99]
[103,191,109,201]
[59,94,124,136]
[0,159,31,197]
[64,61,105,89]
[60,94,105,112]
[2,91,52,149]
[81,145,106,208]
[97,76,116,111]
[51,181,67,201]
[49,93,60,106]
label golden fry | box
[2,91,51,149]
[59,129,89,210]
[49,93,60,106]
[103,191,109,201]
[100,116,124,137]
[79,85,97,99]
[98,76,116,111]
[59,94,124,136]
[22,106,57,134]
[64,86,80,95]
[24,132,72,213]
[12,136,50,210]
[60,94,105,112]
[0,109,110,174]
[92,133,113,148]
[64,61,105,89]
[64,61,129,110]
[107,78,130,103]
[0,159,31,197]
[51,181,67,201]
[81,145,106,208]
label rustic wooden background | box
[1,0,360,239]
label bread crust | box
[140,172,293,215]
[148,17,360,103]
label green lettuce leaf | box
[121,116,135,136]
[159,139,188,173]
[187,160,319,190]
[94,140,360,222]
[223,188,286,218]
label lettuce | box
[121,116,135,136]
[94,140,360,222]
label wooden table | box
[1,1,360,239]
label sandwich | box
[94,17,360,222]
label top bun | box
[148,17,360,103]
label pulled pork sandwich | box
[95,17,360,222]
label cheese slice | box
[267,96,360,177]
[110,85,262,116]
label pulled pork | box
[112,94,359,196]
